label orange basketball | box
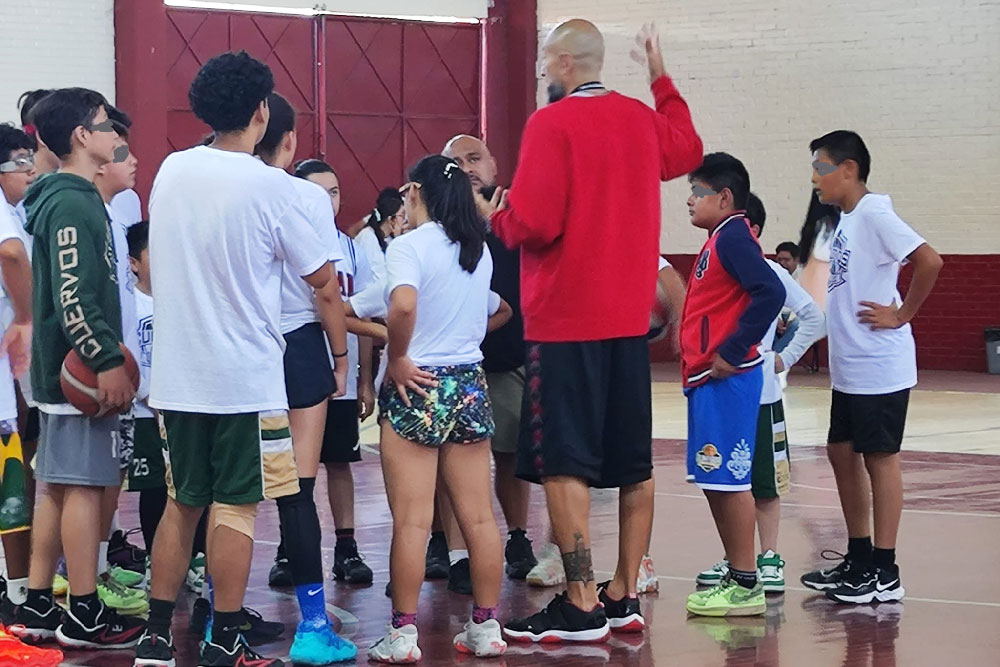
[60,344,140,417]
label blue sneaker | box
[289,622,357,664]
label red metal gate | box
[163,7,480,224]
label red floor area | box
[56,439,1000,666]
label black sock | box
[213,609,245,648]
[873,547,896,570]
[69,592,101,627]
[25,588,54,614]
[847,536,873,564]
[139,487,168,554]
[147,598,175,636]
[192,508,208,557]
[730,568,758,590]
[276,477,324,585]
[335,528,355,547]
[431,530,445,542]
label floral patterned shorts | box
[380,363,495,448]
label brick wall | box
[652,254,1000,372]
[0,1,116,123]
[537,0,1000,256]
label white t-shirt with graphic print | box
[826,193,926,395]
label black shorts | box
[20,406,40,443]
[283,322,335,409]
[320,399,361,464]
[516,337,652,489]
[828,389,910,454]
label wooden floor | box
[14,366,1000,666]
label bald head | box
[443,134,497,189]
[543,19,605,72]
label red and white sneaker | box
[368,625,421,664]
[454,619,506,658]
[637,554,659,594]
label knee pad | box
[210,502,258,539]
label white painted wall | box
[537,0,1000,254]
[0,0,116,128]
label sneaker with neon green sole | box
[686,578,765,617]
[757,551,785,593]
[52,574,68,597]
[96,575,149,616]
[110,566,145,589]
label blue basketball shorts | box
[685,365,763,492]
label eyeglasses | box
[0,152,35,174]
[812,160,838,176]
[88,119,116,133]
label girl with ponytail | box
[368,155,511,662]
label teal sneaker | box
[686,577,765,617]
[289,622,358,664]
[186,552,206,593]
[757,550,785,593]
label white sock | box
[7,577,28,605]
[98,540,110,576]
[110,510,121,534]
[449,549,469,566]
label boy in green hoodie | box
[11,88,145,650]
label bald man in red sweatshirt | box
[484,21,702,643]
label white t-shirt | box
[0,204,24,421]
[5,202,32,404]
[328,231,374,402]
[106,202,140,364]
[355,226,387,283]
[657,256,672,271]
[148,146,328,413]
[760,259,822,405]
[827,193,925,395]
[385,222,493,367]
[133,288,154,419]
[279,173,344,334]
[110,189,142,228]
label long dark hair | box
[408,155,485,273]
[367,187,403,252]
[798,190,839,265]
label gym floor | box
[19,365,1000,666]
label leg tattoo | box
[561,532,594,583]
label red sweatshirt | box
[491,76,702,342]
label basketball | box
[60,344,140,416]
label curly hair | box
[188,51,274,133]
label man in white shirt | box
[138,53,341,667]
[800,130,942,605]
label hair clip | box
[373,208,382,222]
[23,123,36,136]
[444,162,459,179]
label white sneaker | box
[526,543,565,587]
[185,552,205,593]
[368,624,421,664]
[454,618,507,658]
[696,558,730,586]
[757,550,786,593]
[636,554,659,594]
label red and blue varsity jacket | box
[680,213,786,388]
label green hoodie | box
[23,172,123,404]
